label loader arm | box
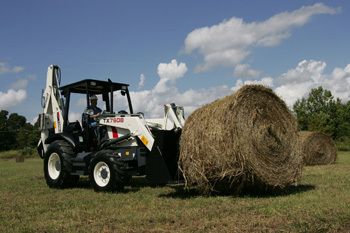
[99,115,155,151]
[146,103,185,130]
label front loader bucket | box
[146,129,182,185]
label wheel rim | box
[48,153,61,180]
[93,161,111,187]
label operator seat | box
[81,112,89,129]
[64,120,83,138]
[81,113,98,151]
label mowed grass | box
[0,153,350,233]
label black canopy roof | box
[60,79,129,95]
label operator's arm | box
[84,107,101,121]
[90,112,101,120]
[89,107,102,120]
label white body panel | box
[99,115,155,151]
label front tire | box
[89,151,125,192]
[44,140,79,188]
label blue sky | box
[1,1,350,122]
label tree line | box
[0,110,39,151]
[293,86,350,142]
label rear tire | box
[44,140,79,188]
[89,150,125,192]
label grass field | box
[0,152,349,233]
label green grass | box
[0,148,36,160]
[1,153,350,232]
[336,141,350,151]
[0,150,19,159]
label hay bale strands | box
[179,85,303,194]
[299,131,337,166]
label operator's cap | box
[90,95,98,100]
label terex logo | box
[103,117,124,124]
[113,117,124,123]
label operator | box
[84,95,102,126]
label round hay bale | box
[299,131,337,166]
[179,85,303,194]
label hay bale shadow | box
[240,184,316,198]
[158,184,201,199]
[159,183,316,199]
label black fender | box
[37,140,45,159]
[44,133,79,151]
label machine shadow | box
[158,183,316,199]
[73,176,164,193]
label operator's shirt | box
[85,106,102,125]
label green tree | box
[293,86,350,140]
[0,110,8,129]
[0,110,39,151]
[7,113,27,148]
[7,113,26,131]
[0,110,17,150]
[17,123,40,148]
[0,110,9,150]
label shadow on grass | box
[40,175,315,197]
[69,176,167,193]
[240,184,316,198]
[158,183,316,199]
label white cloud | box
[232,77,274,91]
[10,79,29,90]
[0,78,30,109]
[129,85,231,118]
[274,60,326,106]
[138,74,146,89]
[154,59,188,93]
[112,59,231,118]
[324,65,350,101]
[0,89,26,109]
[184,3,338,72]
[277,60,326,85]
[275,60,324,106]
[218,59,350,108]
[233,60,350,107]
[174,85,231,114]
[157,59,188,81]
[0,62,24,74]
[234,64,261,78]
[275,82,314,107]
